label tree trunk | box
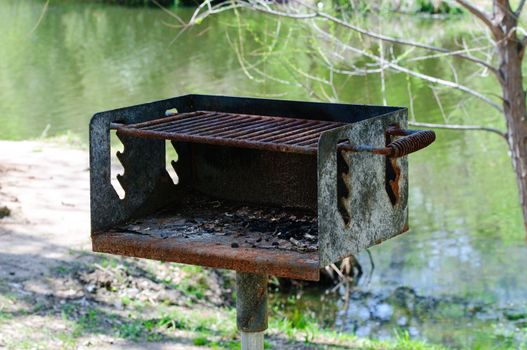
[496,1,527,233]
[504,84,527,233]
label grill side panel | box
[189,94,401,123]
[90,95,409,279]
[90,96,193,232]
[318,109,409,267]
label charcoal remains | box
[113,193,318,253]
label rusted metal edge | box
[318,225,411,266]
[116,127,359,155]
[116,127,320,155]
[114,110,357,155]
[373,223,410,245]
[92,231,320,281]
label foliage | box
[414,0,463,14]
[331,0,464,14]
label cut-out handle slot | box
[110,130,126,200]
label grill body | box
[90,94,410,281]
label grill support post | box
[236,272,268,350]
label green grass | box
[54,296,527,350]
[51,264,77,276]
[193,335,210,346]
[10,295,447,350]
[0,310,13,323]
[73,308,101,337]
[0,255,452,349]
[161,265,210,303]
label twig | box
[365,249,374,286]
[329,263,347,281]
[379,34,387,106]
[454,0,496,32]
[152,0,186,26]
[453,0,507,42]
[516,0,527,16]
[190,0,498,74]
[432,88,448,122]
[409,121,507,139]
[401,43,495,65]
[29,0,49,35]
[312,24,503,112]
[287,0,498,73]
[407,77,416,122]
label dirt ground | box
[3,140,414,350]
[0,140,355,350]
[0,141,91,281]
[0,140,213,349]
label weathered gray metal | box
[90,97,190,232]
[90,94,434,280]
[240,332,264,350]
[317,109,409,266]
[237,272,267,350]
[236,273,268,332]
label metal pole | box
[236,272,268,350]
[241,332,264,350]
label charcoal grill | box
[90,94,435,348]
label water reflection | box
[1,0,526,348]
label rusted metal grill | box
[115,110,349,154]
[90,94,435,282]
[90,94,435,348]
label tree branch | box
[313,24,504,112]
[516,0,526,16]
[29,0,49,35]
[454,0,494,29]
[409,121,507,139]
[190,0,498,74]
[299,1,499,74]
[188,0,504,112]
[454,0,506,40]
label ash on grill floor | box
[112,194,318,253]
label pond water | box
[1,0,526,348]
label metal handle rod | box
[346,128,436,158]
[241,331,264,350]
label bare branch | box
[454,0,494,29]
[313,24,504,112]
[432,88,448,122]
[390,63,502,111]
[152,0,186,26]
[409,121,507,139]
[379,36,387,106]
[402,43,495,66]
[299,0,499,73]
[407,78,416,121]
[190,0,498,74]
[517,0,527,16]
[188,0,503,112]
[29,0,49,35]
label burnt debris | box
[113,194,318,253]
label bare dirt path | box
[0,141,91,281]
[0,141,204,349]
[0,140,371,350]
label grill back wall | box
[178,144,318,211]
[90,95,417,280]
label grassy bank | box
[0,250,447,350]
[2,138,525,349]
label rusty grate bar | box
[116,111,349,154]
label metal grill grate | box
[115,111,349,154]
